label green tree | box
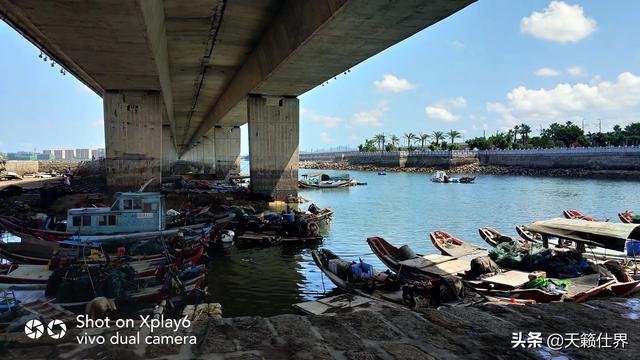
[432,131,444,147]
[542,121,584,147]
[390,135,400,148]
[446,130,461,146]
[418,133,430,149]
[466,137,491,150]
[373,134,386,152]
[519,124,532,146]
[358,138,377,152]
[403,132,416,149]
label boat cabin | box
[66,192,165,234]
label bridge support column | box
[161,124,178,176]
[214,126,241,179]
[248,95,299,200]
[104,91,162,191]
[180,128,216,174]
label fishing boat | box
[296,204,334,225]
[43,265,207,309]
[478,227,517,248]
[0,192,231,244]
[298,173,355,189]
[366,237,471,281]
[524,218,639,252]
[311,249,400,297]
[429,231,485,258]
[0,249,204,286]
[431,171,475,184]
[563,209,595,221]
[515,224,544,243]
[0,239,205,266]
[618,211,639,224]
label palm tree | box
[373,134,385,152]
[403,132,416,149]
[519,124,531,146]
[432,131,444,147]
[390,135,399,149]
[512,125,520,143]
[446,130,461,146]
[418,133,430,149]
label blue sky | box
[2,1,640,154]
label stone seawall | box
[478,151,640,170]
[301,148,640,171]
[300,151,475,169]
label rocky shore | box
[299,160,640,179]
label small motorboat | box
[478,227,516,248]
[378,172,387,176]
[298,173,354,189]
[618,211,639,224]
[430,171,474,183]
[429,231,485,258]
[459,176,476,183]
[563,209,595,221]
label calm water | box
[206,169,640,317]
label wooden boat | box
[610,280,640,296]
[429,231,485,258]
[478,227,516,247]
[0,246,204,285]
[298,206,334,225]
[50,268,206,308]
[618,211,638,224]
[366,237,470,281]
[311,249,400,294]
[563,209,595,221]
[515,225,543,243]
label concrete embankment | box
[4,298,638,359]
[300,148,640,179]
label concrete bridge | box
[0,0,474,199]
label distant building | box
[6,151,37,160]
[93,148,106,159]
[75,148,90,160]
[42,149,53,157]
[53,149,64,160]
[64,149,75,160]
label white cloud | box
[487,72,640,126]
[451,40,465,50]
[301,108,342,128]
[424,96,467,122]
[373,74,415,93]
[426,106,459,122]
[520,1,596,44]
[319,132,334,144]
[535,67,560,77]
[351,102,388,127]
[567,66,585,77]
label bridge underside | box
[0,0,474,198]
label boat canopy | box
[526,218,640,252]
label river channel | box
[206,168,640,317]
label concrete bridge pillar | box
[104,90,163,191]
[180,128,216,174]
[161,124,178,175]
[214,126,241,179]
[248,95,299,200]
